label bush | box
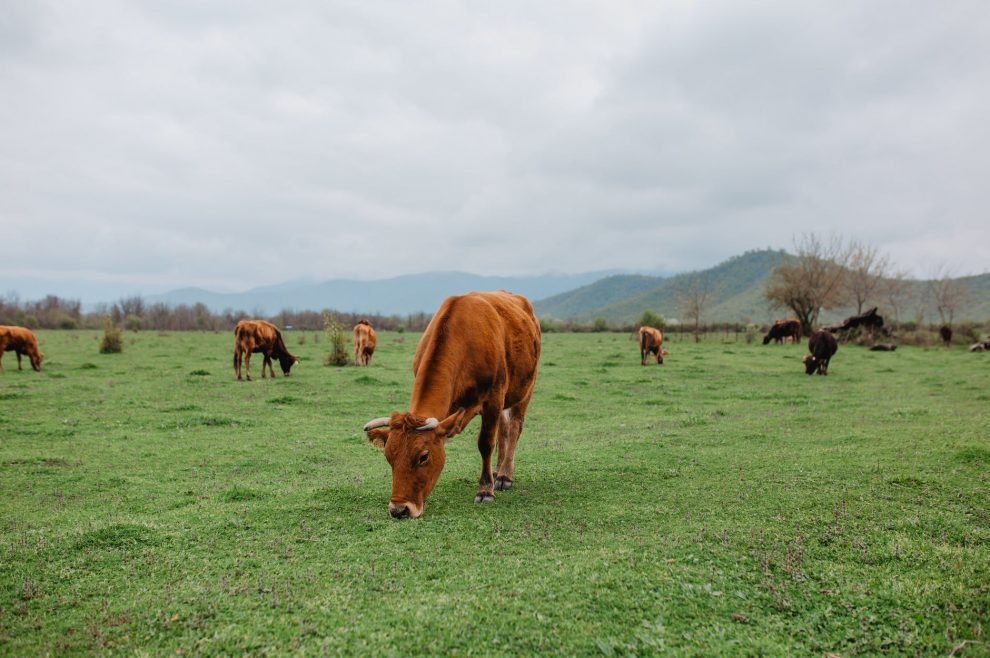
[898,330,935,347]
[125,314,143,332]
[540,317,561,333]
[99,316,123,354]
[592,317,609,333]
[638,310,665,329]
[323,312,349,366]
[297,334,307,346]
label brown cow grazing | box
[803,329,838,375]
[638,326,668,365]
[352,320,377,366]
[0,326,44,372]
[363,291,541,519]
[763,319,801,345]
[939,325,953,348]
[233,320,298,381]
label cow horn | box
[363,417,390,431]
[416,417,439,431]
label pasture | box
[1,330,988,656]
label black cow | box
[803,330,838,375]
[763,319,801,345]
[939,325,953,348]
[870,343,897,352]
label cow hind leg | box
[474,406,502,504]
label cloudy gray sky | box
[2,0,988,298]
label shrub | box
[638,310,665,329]
[592,317,609,333]
[297,334,307,346]
[540,317,561,333]
[125,314,143,332]
[99,316,123,354]
[323,312,349,366]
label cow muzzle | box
[388,501,422,519]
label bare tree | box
[845,241,890,315]
[881,269,912,330]
[675,274,716,342]
[765,233,849,336]
[926,264,969,326]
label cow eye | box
[418,451,430,465]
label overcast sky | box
[2,1,988,297]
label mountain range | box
[12,249,989,322]
[141,271,620,316]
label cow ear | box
[366,427,389,449]
[435,408,468,441]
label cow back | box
[410,291,540,413]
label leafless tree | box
[675,274,717,342]
[845,241,890,315]
[765,233,849,336]
[881,269,912,330]
[926,264,969,326]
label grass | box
[1,330,988,656]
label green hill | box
[535,249,789,323]
[534,250,990,325]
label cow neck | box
[408,386,454,421]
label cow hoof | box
[474,493,496,504]
[494,477,512,491]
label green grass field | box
[1,330,988,656]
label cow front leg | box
[16,352,22,370]
[495,398,530,491]
[244,352,252,381]
[474,407,501,504]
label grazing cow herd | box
[3,296,985,518]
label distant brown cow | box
[0,326,44,372]
[353,320,377,366]
[638,326,668,365]
[233,320,298,381]
[939,325,953,348]
[363,291,541,519]
[764,319,801,345]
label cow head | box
[277,353,299,376]
[32,351,44,372]
[802,355,817,375]
[364,408,467,519]
[762,334,772,345]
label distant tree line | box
[0,294,433,333]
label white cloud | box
[1,0,988,300]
